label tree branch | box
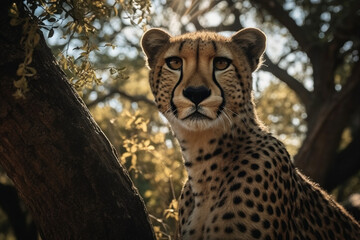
[294,60,360,183]
[186,0,222,23]
[198,22,244,33]
[86,88,155,108]
[261,54,312,110]
[250,0,310,51]
[182,0,243,33]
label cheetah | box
[141,28,360,240]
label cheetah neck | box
[172,117,267,201]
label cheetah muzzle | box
[141,28,360,240]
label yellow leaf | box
[12,89,25,99]
[130,145,137,153]
[121,152,132,159]
[9,3,19,17]
[113,6,118,16]
[13,77,27,89]
[16,64,25,76]
[25,66,37,76]
[130,154,137,168]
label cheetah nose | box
[183,86,211,105]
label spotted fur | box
[141,28,360,240]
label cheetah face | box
[141,28,266,131]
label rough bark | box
[0,1,155,239]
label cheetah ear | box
[141,28,171,69]
[231,28,266,72]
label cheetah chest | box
[180,180,232,240]
[178,151,267,240]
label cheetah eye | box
[166,56,182,70]
[214,57,232,71]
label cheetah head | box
[141,28,266,131]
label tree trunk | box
[0,1,155,239]
[295,60,360,186]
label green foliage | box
[256,81,306,156]
[9,3,39,99]
[9,0,151,96]
[88,64,185,238]
[91,103,185,239]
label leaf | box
[121,152,132,159]
[109,68,116,75]
[48,28,54,38]
[113,5,118,16]
[24,66,37,76]
[137,17,143,24]
[144,140,150,147]
[13,77,27,89]
[12,89,25,99]
[16,64,25,76]
[130,145,137,153]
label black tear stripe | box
[170,68,183,117]
[196,39,200,71]
[212,69,225,117]
[211,41,217,52]
[179,41,186,52]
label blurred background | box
[1,0,360,239]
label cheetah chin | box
[168,111,232,132]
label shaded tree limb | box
[185,0,222,23]
[194,21,244,33]
[181,0,242,33]
[261,54,312,110]
[294,60,360,184]
[86,88,155,108]
[202,5,244,33]
[250,0,310,52]
[0,1,155,239]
